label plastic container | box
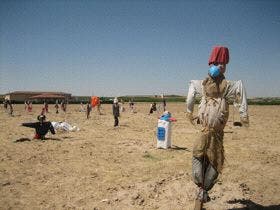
[157,119,171,149]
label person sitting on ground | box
[21,115,55,140]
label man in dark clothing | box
[163,99,166,111]
[112,98,120,127]
[86,102,92,119]
[61,101,67,112]
[161,94,166,111]
[22,115,55,140]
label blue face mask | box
[209,65,220,78]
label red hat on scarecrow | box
[208,46,229,66]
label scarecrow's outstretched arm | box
[226,80,249,120]
[186,80,203,114]
[22,122,37,128]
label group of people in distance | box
[5,46,249,207]
[23,100,67,115]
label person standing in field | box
[86,101,92,119]
[161,94,166,111]
[80,102,85,112]
[41,107,46,115]
[112,98,120,127]
[119,99,125,112]
[4,100,8,109]
[27,101,32,112]
[55,101,59,114]
[8,100,13,116]
[24,100,28,111]
[44,101,49,113]
[129,99,135,113]
[61,101,67,112]
[97,100,101,115]
[186,46,249,205]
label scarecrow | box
[186,46,249,209]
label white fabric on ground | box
[51,122,79,132]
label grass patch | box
[142,152,159,161]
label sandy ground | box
[0,103,279,210]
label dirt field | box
[0,103,279,210]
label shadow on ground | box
[14,137,62,142]
[227,199,280,210]
[171,145,191,151]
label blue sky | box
[1,0,279,97]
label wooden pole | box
[194,198,203,210]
